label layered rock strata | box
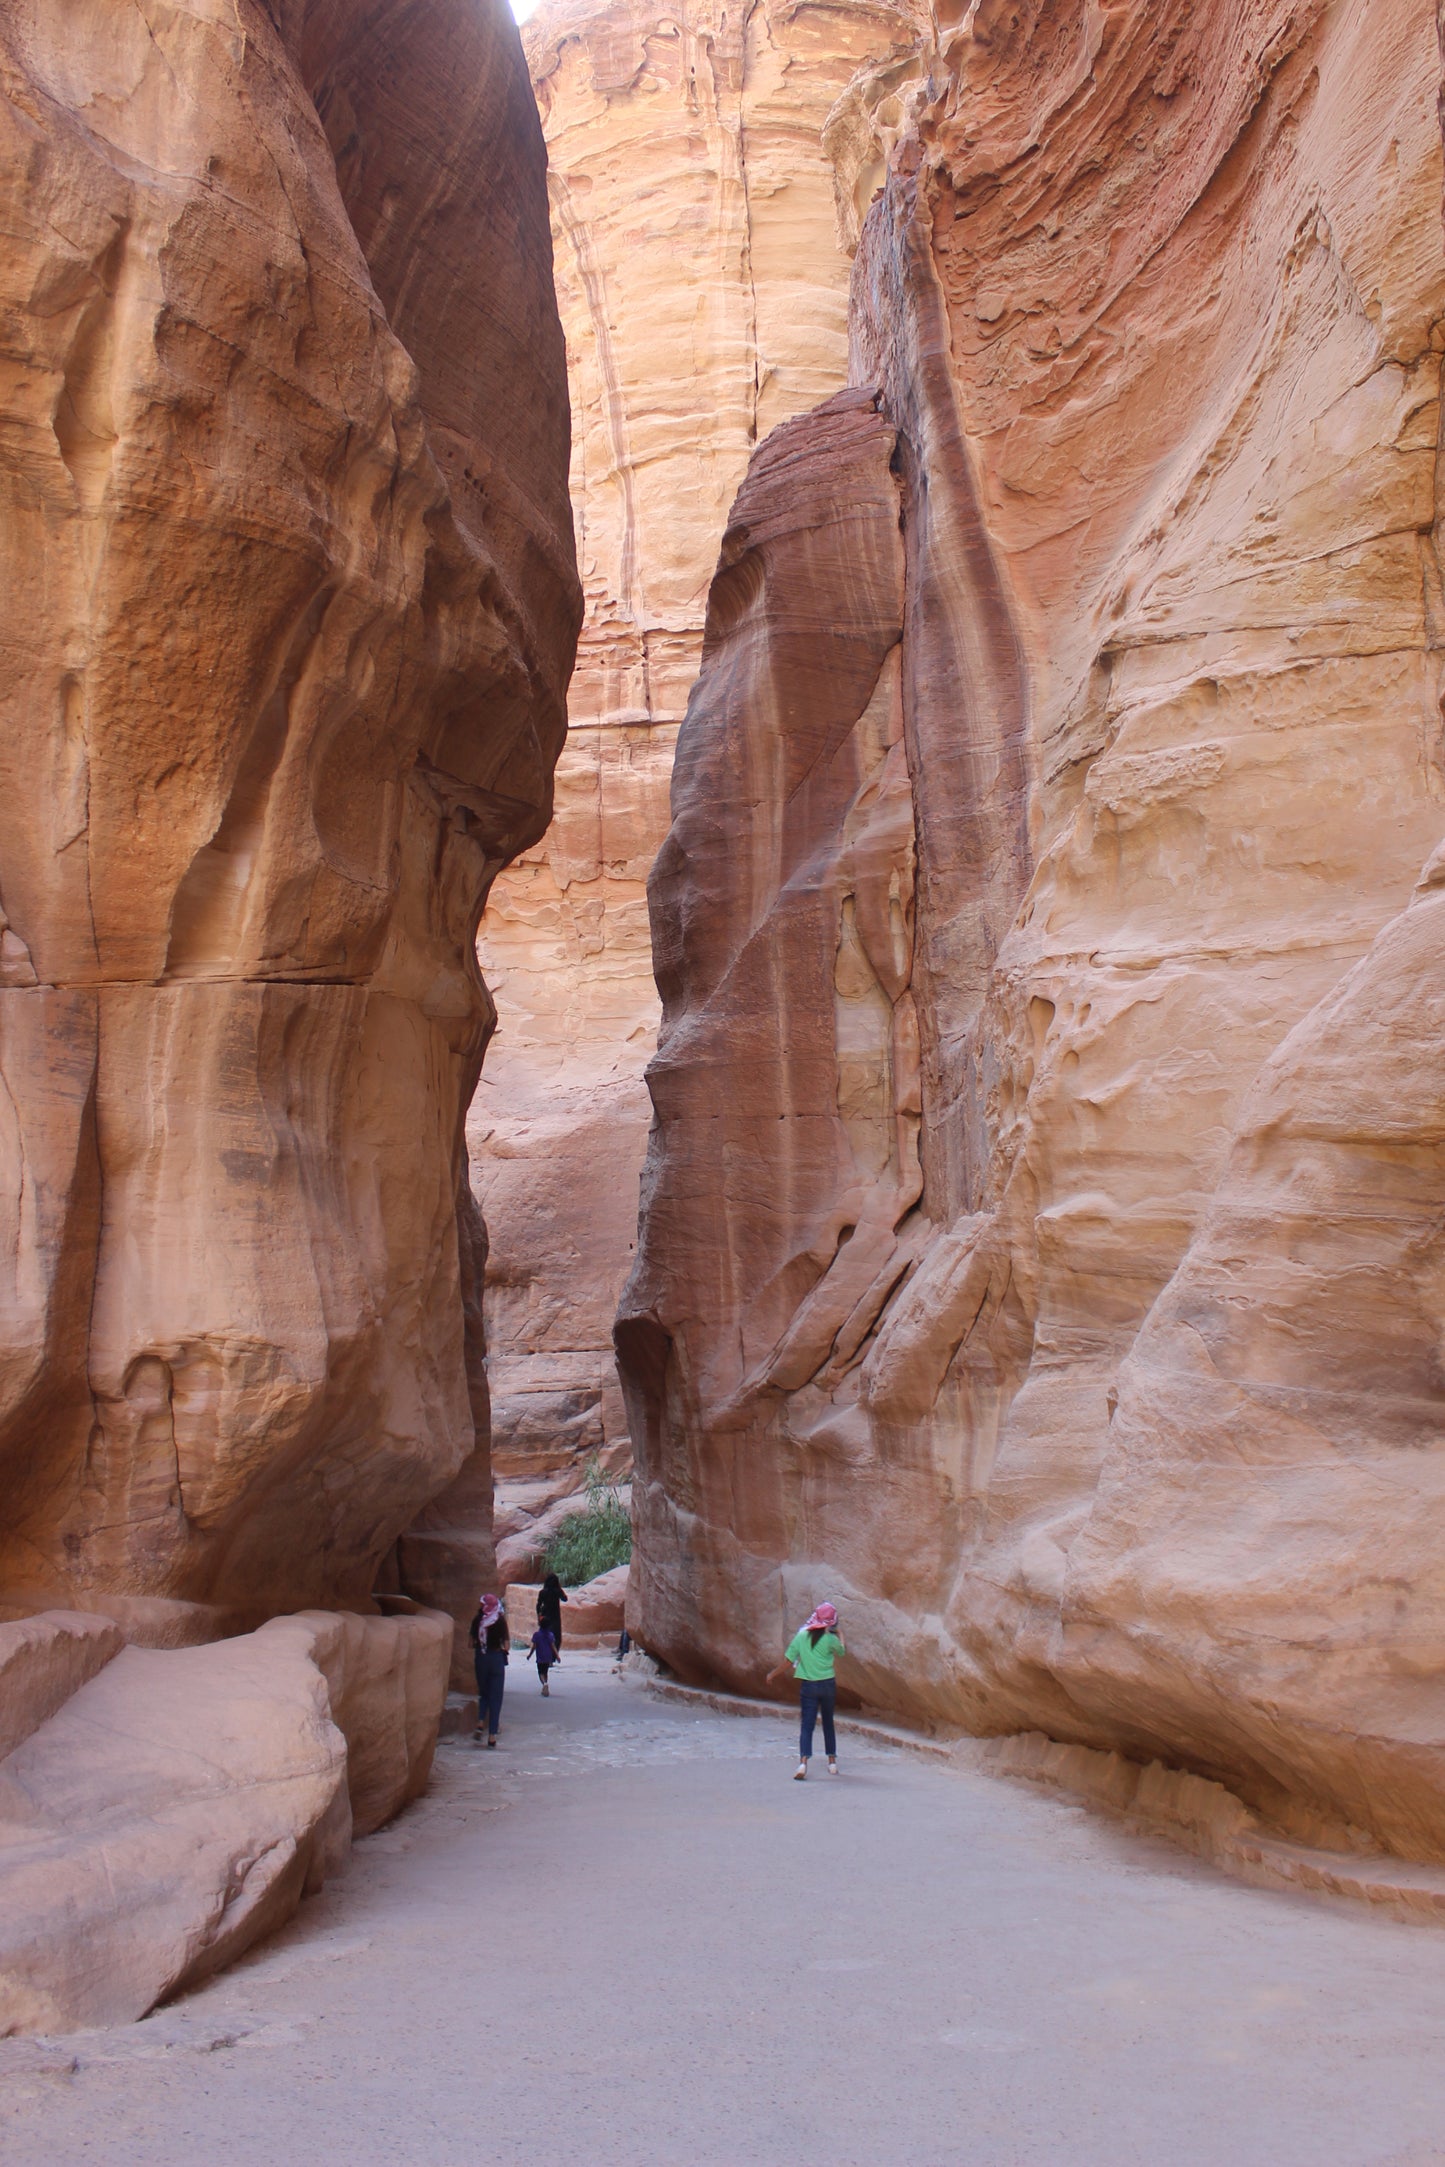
[470,0,927,1583]
[0,0,576,1622]
[621,0,1445,1863]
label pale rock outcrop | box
[0,1611,125,1761]
[0,1630,347,2037]
[568,1560,630,1642]
[504,1563,628,1646]
[621,0,1445,1863]
[469,0,928,1583]
[272,1605,452,1839]
[0,0,576,1625]
[0,1605,449,2036]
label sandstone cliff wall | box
[621,0,1445,1862]
[472,0,925,1581]
[0,0,577,1624]
[0,0,577,2028]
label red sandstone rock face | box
[0,0,578,1620]
[621,0,1445,1858]
[472,0,928,1599]
[620,383,922,1647]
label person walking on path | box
[766,1602,845,1780]
[537,1572,568,1651]
[469,1593,509,1747]
[527,1621,559,1695]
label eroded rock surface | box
[469,0,927,1581]
[0,0,575,2024]
[621,0,1445,1861]
[0,0,577,1620]
[0,1611,125,1762]
[0,1606,448,2035]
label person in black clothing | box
[469,1593,509,1747]
[536,1572,568,1651]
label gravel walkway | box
[4,1654,1445,2165]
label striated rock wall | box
[471,0,926,1582]
[0,0,577,1619]
[621,0,1445,1861]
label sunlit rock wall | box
[621,0,1445,1861]
[0,0,578,1625]
[471,0,927,1578]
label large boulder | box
[503,1565,629,1649]
[0,1629,347,2036]
[0,1606,450,2036]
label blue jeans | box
[475,1649,507,1738]
[799,1678,836,1760]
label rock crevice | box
[469,0,930,1602]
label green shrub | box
[543,1456,632,1587]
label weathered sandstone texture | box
[0,1605,449,2034]
[0,0,576,1623]
[0,0,575,2022]
[469,0,927,1581]
[0,1611,125,1761]
[621,0,1445,1862]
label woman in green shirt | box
[766,1602,844,1779]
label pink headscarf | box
[479,1594,503,1629]
[804,1602,838,1631]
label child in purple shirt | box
[527,1622,559,1696]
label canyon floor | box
[2,1658,1444,2166]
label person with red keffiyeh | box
[766,1602,845,1780]
[468,1593,510,1747]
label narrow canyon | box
[468,0,927,1584]
[2,0,1445,2076]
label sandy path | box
[3,1654,1445,2166]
